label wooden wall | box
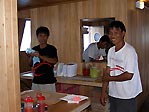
[128,5,149,92]
[19,51,31,72]
[18,0,128,73]
[18,0,149,109]
[127,2,149,108]
[0,0,20,112]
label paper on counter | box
[60,94,88,104]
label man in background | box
[82,35,111,62]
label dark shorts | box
[109,96,137,112]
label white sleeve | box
[125,49,137,73]
[107,48,112,67]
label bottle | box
[82,62,90,76]
[36,93,46,112]
[24,96,34,112]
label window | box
[83,26,104,51]
[20,19,31,51]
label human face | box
[108,27,125,46]
[37,33,48,44]
[100,41,108,49]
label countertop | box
[20,71,102,87]
[21,90,90,112]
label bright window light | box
[20,20,31,51]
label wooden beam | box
[0,0,20,112]
[18,0,87,10]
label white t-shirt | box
[107,42,142,99]
[83,43,106,62]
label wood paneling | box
[19,0,127,74]
[18,0,149,110]
[18,10,31,18]
[17,0,149,10]
[19,52,31,72]
[127,2,149,108]
[0,0,20,112]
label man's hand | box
[100,66,109,106]
[100,91,108,106]
[29,51,40,57]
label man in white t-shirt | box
[100,21,142,112]
[83,35,110,62]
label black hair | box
[36,26,50,36]
[109,21,126,32]
[100,35,110,44]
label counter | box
[20,72,104,111]
[56,75,102,87]
[21,90,90,112]
[20,71,102,87]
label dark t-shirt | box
[32,44,58,84]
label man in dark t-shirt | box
[28,26,58,92]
